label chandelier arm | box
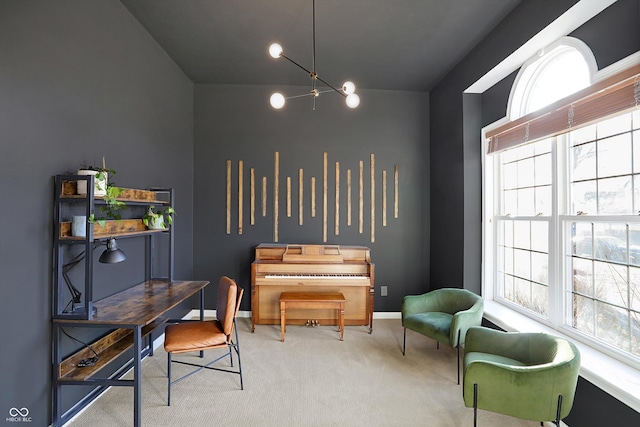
[286,92,316,100]
[314,75,347,97]
[280,54,314,77]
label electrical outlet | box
[381,285,388,296]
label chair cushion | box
[164,320,227,353]
[403,312,452,344]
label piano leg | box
[339,302,344,341]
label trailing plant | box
[88,185,126,227]
[143,205,176,229]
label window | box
[485,39,640,365]
[567,111,640,356]
[497,139,552,316]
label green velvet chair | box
[463,326,580,426]
[401,288,484,384]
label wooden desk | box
[52,280,209,427]
[279,292,345,342]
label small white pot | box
[77,169,107,196]
[147,216,165,230]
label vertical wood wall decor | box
[335,162,340,236]
[395,165,399,218]
[370,154,375,243]
[262,176,267,217]
[286,177,292,217]
[250,168,255,225]
[274,152,280,242]
[226,160,231,234]
[223,151,402,242]
[311,177,316,218]
[323,152,328,242]
[347,169,352,227]
[358,161,364,234]
[382,170,387,227]
[298,169,304,225]
[238,160,243,235]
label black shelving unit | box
[52,174,174,319]
[51,174,182,427]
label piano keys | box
[251,243,375,333]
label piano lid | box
[281,244,343,263]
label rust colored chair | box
[164,276,244,405]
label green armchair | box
[401,288,484,384]
[463,326,580,426]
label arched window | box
[508,37,596,120]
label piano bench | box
[279,292,346,342]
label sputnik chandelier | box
[268,0,360,110]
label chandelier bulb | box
[342,81,356,95]
[269,43,283,59]
[346,93,360,109]
[270,92,286,109]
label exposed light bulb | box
[342,81,356,95]
[270,92,285,109]
[269,43,283,59]
[346,93,360,109]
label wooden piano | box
[251,243,374,333]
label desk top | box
[53,280,209,326]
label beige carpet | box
[66,318,539,426]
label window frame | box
[482,48,640,411]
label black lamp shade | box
[99,238,126,264]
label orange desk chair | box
[164,276,244,405]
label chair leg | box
[403,328,406,356]
[555,395,563,426]
[167,352,172,406]
[234,319,244,390]
[457,344,460,385]
[473,383,478,427]
[457,330,461,385]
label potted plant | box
[77,158,115,197]
[143,205,175,230]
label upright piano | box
[251,243,374,333]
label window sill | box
[483,300,640,413]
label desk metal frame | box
[52,280,209,427]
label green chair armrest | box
[450,299,484,347]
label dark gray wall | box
[430,0,581,291]
[432,0,640,425]
[193,84,429,312]
[462,93,483,295]
[0,1,194,425]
